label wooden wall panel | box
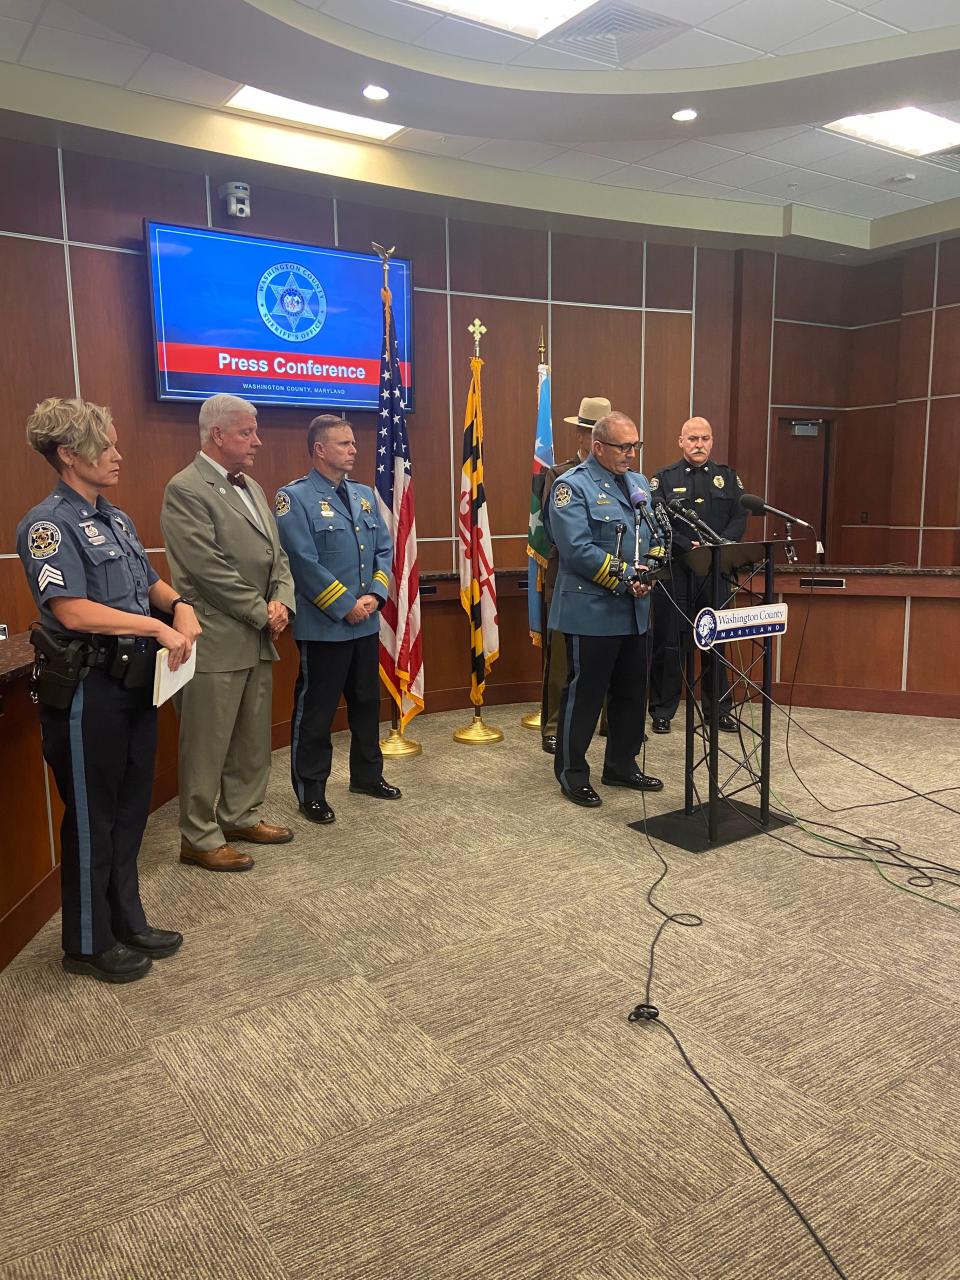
[449,220,547,299]
[920,529,960,567]
[645,243,693,310]
[768,411,830,539]
[336,200,446,290]
[778,596,904,689]
[847,258,902,326]
[907,599,960,693]
[901,244,936,313]
[0,238,76,550]
[888,400,926,527]
[931,303,960,397]
[729,250,773,490]
[551,303,643,461]
[896,310,933,401]
[692,247,735,455]
[209,174,334,246]
[771,321,847,409]
[450,294,547,540]
[922,398,960,528]
[63,152,207,251]
[0,681,52,922]
[419,541,456,573]
[776,255,849,326]
[845,322,899,407]
[832,527,903,567]
[551,232,643,307]
[401,290,452,540]
[0,561,42,637]
[0,139,62,237]
[935,235,960,307]
[832,406,897,527]
[642,311,692,476]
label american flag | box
[375,284,424,729]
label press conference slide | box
[146,221,413,410]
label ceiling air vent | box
[928,145,960,173]
[541,2,690,67]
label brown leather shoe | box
[179,839,255,872]
[221,821,293,845]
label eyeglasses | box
[598,439,641,455]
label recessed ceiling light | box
[363,85,389,102]
[404,0,596,40]
[825,107,960,157]
[672,108,698,123]
[226,86,402,141]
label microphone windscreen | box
[739,493,766,514]
[627,482,647,509]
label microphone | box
[627,482,659,537]
[739,493,814,530]
[651,500,672,537]
[666,498,728,546]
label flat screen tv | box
[145,221,413,411]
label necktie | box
[228,471,246,489]
[336,481,349,507]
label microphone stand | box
[782,520,798,564]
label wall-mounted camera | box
[218,180,251,219]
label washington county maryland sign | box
[694,603,788,650]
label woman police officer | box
[16,398,201,983]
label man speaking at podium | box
[648,416,747,735]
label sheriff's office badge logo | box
[650,476,659,490]
[257,262,327,343]
[359,496,372,513]
[275,491,291,517]
[553,483,572,509]
[713,474,725,489]
[319,500,335,518]
[28,521,61,559]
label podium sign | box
[694,602,788,650]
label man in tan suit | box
[161,394,296,872]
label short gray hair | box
[593,411,634,442]
[198,394,256,444]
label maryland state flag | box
[457,356,500,704]
[525,362,554,645]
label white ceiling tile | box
[752,127,851,165]
[509,43,611,69]
[703,124,808,152]
[455,139,565,170]
[39,0,143,45]
[531,150,626,180]
[660,176,744,199]
[613,0,737,20]
[0,0,44,19]
[803,139,917,180]
[389,128,486,157]
[730,189,786,204]
[703,0,852,52]
[413,15,530,61]
[696,152,793,186]
[846,157,960,202]
[322,0,444,41]
[0,13,30,59]
[126,53,240,107]
[19,24,148,83]
[624,28,762,69]
[933,100,960,121]
[642,140,743,176]
[775,10,906,53]
[800,181,925,216]
[595,166,680,191]
[573,139,676,163]
[865,0,960,32]
[745,165,832,198]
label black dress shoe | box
[542,735,557,755]
[560,783,602,808]
[601,770,664,792]
[651,718,671,734]
[62,942,151,984]
[122,927,183,958]
[717,713,738,733]
[300,798,335,824]
[349,780,402,799]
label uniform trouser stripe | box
[68,682,93,954]
[558,634,581,790]
[290,641,310,802]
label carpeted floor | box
[2,703,959,1280]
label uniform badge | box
[713,475,725,489]
[28,521,61,559]
[275,490,291,517]
[553,483,572,509]
[650,476,659,490]
[359,496,372,513]
[319,500,335,519]
[114,516,129,534]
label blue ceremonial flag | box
[526,363,555,645]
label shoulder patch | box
[275,490,291,517]
[28,521,61,560]
[713,474,725,489]
[553,482,573,509]
[650,475,659,490]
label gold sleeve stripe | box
[314,581,346,609]
[592,554,612,584]
[372,570,389,588]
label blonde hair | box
[26,397,113,471]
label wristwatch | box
[171,597,192,610]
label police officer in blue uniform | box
[16,398,199,982]
[546,411,665,808]
[275,415,400,825]
[648,416,747,734]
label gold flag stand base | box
[380,726,422,757]
[453,708,503,744]
[520,709,541,730]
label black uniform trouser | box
[554,631,648,791]
[649,574,731,722]
[290,634,383,802]
[40,669,154,956]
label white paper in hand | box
[153,644,196,707]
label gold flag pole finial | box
[371,241,396,289]
[538,325,546,363]
[468,317,486,358]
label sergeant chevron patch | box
[37,563,65,592]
